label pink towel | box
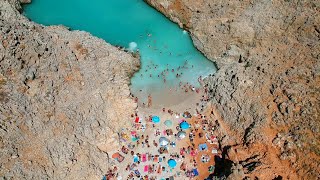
[144,165,148,172]
[142,154,147,162]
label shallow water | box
[24,0,217,105]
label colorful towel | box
[144,165,148,172]
[142,154,147,162]
[135,116,139,123]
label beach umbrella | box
[133,155,139,163]
[112,152,124,162]
[170,142,176,147]
[159,137,169,146]
[152,116,160,123]
[198,143,208,151]
[168,159,177,168]
[164,120,173,127]
[180,121,190,130]
[177,131,187,139]
[112,153,120,159]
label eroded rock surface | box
[0,0,139,179]
[146,0,320,179]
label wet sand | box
[131,82,203,112]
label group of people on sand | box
[132,94,153,108]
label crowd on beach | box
[102,84,223,180]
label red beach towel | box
[135,117,139,123]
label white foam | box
[182,30,187,34]
[128,41,137,51]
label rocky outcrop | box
[146,0,320,179]
[0,0,139,179]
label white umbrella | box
[177,131,187,139]
[159,137,169,146]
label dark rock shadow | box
[205,146,234,179]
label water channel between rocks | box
[23,0,217,109]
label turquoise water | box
[24,0,216,96]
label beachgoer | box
[147,94,152,107]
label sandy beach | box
[103,87,222,180]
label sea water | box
[24,0,217,106]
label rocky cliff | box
[0,0,139,179]
[145,0,320,179]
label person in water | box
[147,94,152,107]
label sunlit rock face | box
[146,0,320,179]
[0,0,139,178]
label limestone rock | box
[0,0,139,179]
[146,0,320,179]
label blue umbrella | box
[198,143,208,151]
[168,159,177,168]
[180,121,190,130]
[152,116,160,123]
